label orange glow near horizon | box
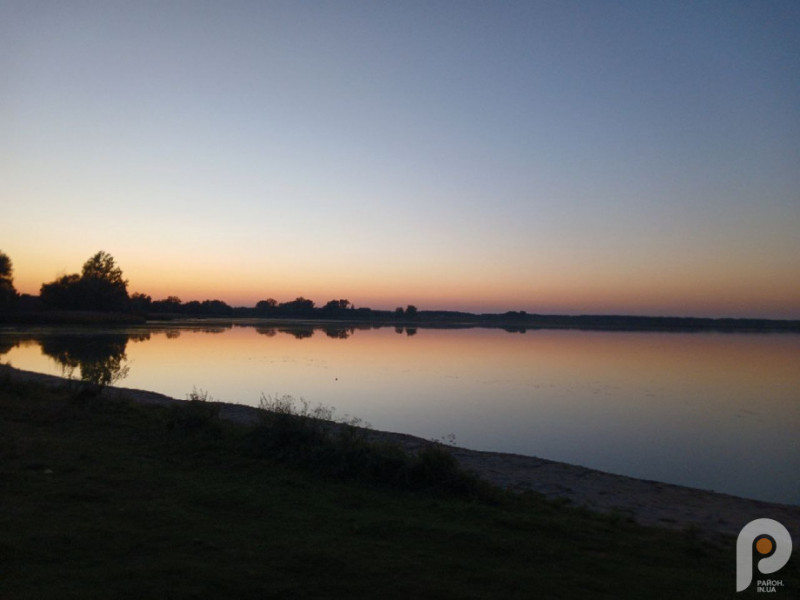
[8,262,800,319]
[4,243,799,319]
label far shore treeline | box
[0,250,418,321]
[1,249,799,333]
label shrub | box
[251,394,336,457]
[166,388,221,433]
[245,393,500,501]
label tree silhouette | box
[40,251,130,311]
[0,252,12,279]
[255,298,278,315]
[0,250,18,311]
[82,251,125,283]
[183,299,233,316]
[78,251,130,311]
[40,274,82,309]
[130,292,152,313]
[322,299,352,315]
[150,296,182,313]
[279,297,315,316]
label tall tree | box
[81,251,126,286]
[78,251,130,311]
[0,251,12,280]
[0,250,19,310]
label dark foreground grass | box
[0,376,780,599]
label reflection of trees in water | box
[197,327,227,334]
[255,325,366,340]
[280,327,314,339]
[257,327,316,339]
[38,334,130,389]
[394,327,417,336]
[323,326,354,339]
[0,336,20,356]
[130,328,179,340]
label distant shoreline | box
[2,309,799,333]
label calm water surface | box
[2,324,798,504]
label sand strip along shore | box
[2,364,797,543]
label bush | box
[166,388,221,433]
[244,393,500,501]
[409,443,498,500]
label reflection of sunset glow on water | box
[2,326,798,504]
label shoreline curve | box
[2,364,797,543]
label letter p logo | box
[736,518,792,592]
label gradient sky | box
[2,1,799,317]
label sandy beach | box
[3,364,798,544]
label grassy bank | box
[0,376,779,598]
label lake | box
[1,323,798,505]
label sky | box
[2,1,799,318]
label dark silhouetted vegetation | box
[277,296,315,316]
[246,393,498,499]
[165,387,222,433]
[40,251,130,312]
[3,249,800,331]
[0,250,19,311]
[129,291,153,313]
[39,274,82,309]
[322,298,353,315]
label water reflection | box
[254,324,363,340]
[0,333,133,390]
[0,330,157,389]
[281,327,314,340]
[1,324,798,504]
[322,326,354,339]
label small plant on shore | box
[434,433,457,446]
[255,394,336,453]
[409,442,500,501]
[166,387,221,433]
[247,392,499,500]
[258,393,335,421]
